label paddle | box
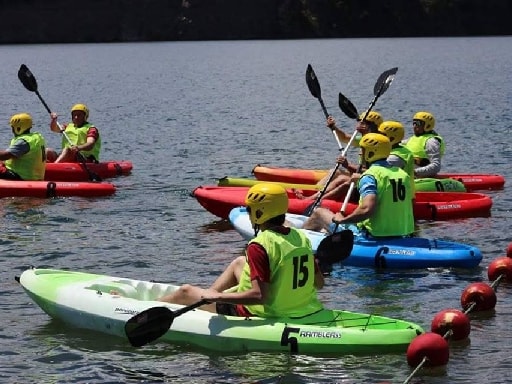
[17,64,102,182]
[305,64,344,149]
[315,228,354,274]
[303,91,363,216]
[125,299,209,347]
[338,67,398,216]
[304,67,397,216]
[124,231,353,348]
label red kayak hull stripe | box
[0,180,116,198]
[192,186,492,221]
[44,161,133,181]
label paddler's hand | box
[332,212,345,225]
[50,112,58,120]
[200,288,221,303]
[335,155,349,169]
[327,116,337,130]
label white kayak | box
[17,267,424,356]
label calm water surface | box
[0,37,511,383]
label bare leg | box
[302,207,335,232]
[320,175,352,201]
[157,255,246,312]
[45,148,58,163]
[209,255,245,292]
[317,168,350,186]
[55,148,76,163]
[157,284,217,313]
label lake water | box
[1,36,511,383]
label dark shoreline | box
[2,0,511,44]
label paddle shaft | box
[305,64,344,150]
[338,69,398,215]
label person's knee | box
[178,284,194,295]
[45,149,57,163]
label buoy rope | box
[402,272,505,384]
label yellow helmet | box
[10,113,33,135]
[71,103,89,120]
[413,111,435,132]
[378,121,404,145]
[245,183,288,226]
[358,111,383,128]
[360,133,391,163]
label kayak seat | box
[133,282,177,301]
[86,282,139,299]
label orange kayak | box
[252,164,505,191]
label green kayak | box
[17,268,424,356]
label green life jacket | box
[405,132,445,163]
[358,164,415,237]
[239,228,323,318]
[5,132,46,180]
[62,122,101,161]
[391,144,415,194]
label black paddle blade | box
[305,64,321,99]
[18,64,38,92]
[316,229,354,272]
[125,306,174,347]
[373,67,398,96]
[338,92,359,120]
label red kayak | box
[252,165,505,191]
[44,160,133,181]
[0,179,116,198]
[192,185,492,221]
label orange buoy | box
[488,257,512,282]
[460,282,497,312]
[431,309,471,341]
[406,332,449,367]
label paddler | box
[303,133,415,238]
[404,111,445,177]
[296,111,384,202]
[46,103,101,163]
[0,113,47,180]
[158,183,326,318]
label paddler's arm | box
[50,112,65,133]
[314,259,325,289]
[327,116,359,147]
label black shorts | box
[0,168,22,180]
[216,302,239,316]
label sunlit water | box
[0,36,511,383]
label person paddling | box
[0,113,47,181]
[296,111,384,203]
[158,183,326,318]
[303,133,414,238]
[46,103,101,163]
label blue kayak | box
[229,207,483,269]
